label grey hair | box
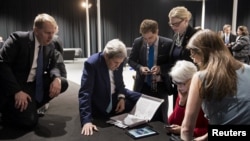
[103,39,127,59]
[169,60,197,83]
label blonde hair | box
[168,6,192,21]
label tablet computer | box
[125,126,158,139]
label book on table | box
[107,94,164,128]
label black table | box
[82,121,171,141]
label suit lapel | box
[100,54,111,95]
[28,32,36,68]
[141,42,148,65]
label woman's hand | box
[166,124,181,135]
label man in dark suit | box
[37,34,66,115]
[0,13,68,130]
[79,39,141,136]
[222,24,237,54]
[128,19,173,124]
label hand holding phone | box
[146,70,152,74]
[164,124,173,128]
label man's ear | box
[33,27,38,35]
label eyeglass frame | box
[189,51,196,58]
[168,19,184,27]
[172,79,190,86]
[189,48,199,59]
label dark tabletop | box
[82,120,173,141]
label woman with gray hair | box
[167,60,208,138]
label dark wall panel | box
[0,0,249,57]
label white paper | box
[109,94,164,128]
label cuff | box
[118,94,125,100]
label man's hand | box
[115,98,125,113]
[140,66,151,75]
[14,91,32,112]
[151,65,161,75]
[49,77,61,98]
[81,122,98,136]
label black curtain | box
[0,0,92,57]
[100,0,202,48]
[237,0,250,29]
[0,0,249,57]
[205,0,234,32]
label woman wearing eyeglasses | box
[167,60,208,139]
[167,6,198,107]
[181,29,250,141]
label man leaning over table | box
[78,39,141,136]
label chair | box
[63,50,75,62]
[124,47,132,67]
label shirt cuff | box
[118,94,125,100]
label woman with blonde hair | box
[167,6,198,109]
[181,29,250,141]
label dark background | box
[0,0,249,57]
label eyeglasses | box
[169,20,184,27]
[172,80,187,86]
[189,50,197,58]
[190,52,196,58]
[172,79,190,86]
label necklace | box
[175,32,185,47]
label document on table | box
[108,94,164,128]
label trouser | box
[0,77,68,130]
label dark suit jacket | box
[231,35,250,63]
[52,36,67,78]
[78,52,141,126]
[222,33,237,44]
[167,25,197,96]
[0,31,66,97]
[222,33,237,54]
[169,25,197,64]
[128,36,173,93]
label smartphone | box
[146,70,152,74]
[164,124,173,128]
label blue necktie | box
[106,94,112,113]
[36,46,44,102]
[147,45,154,86]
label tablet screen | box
[126,126,158,139]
